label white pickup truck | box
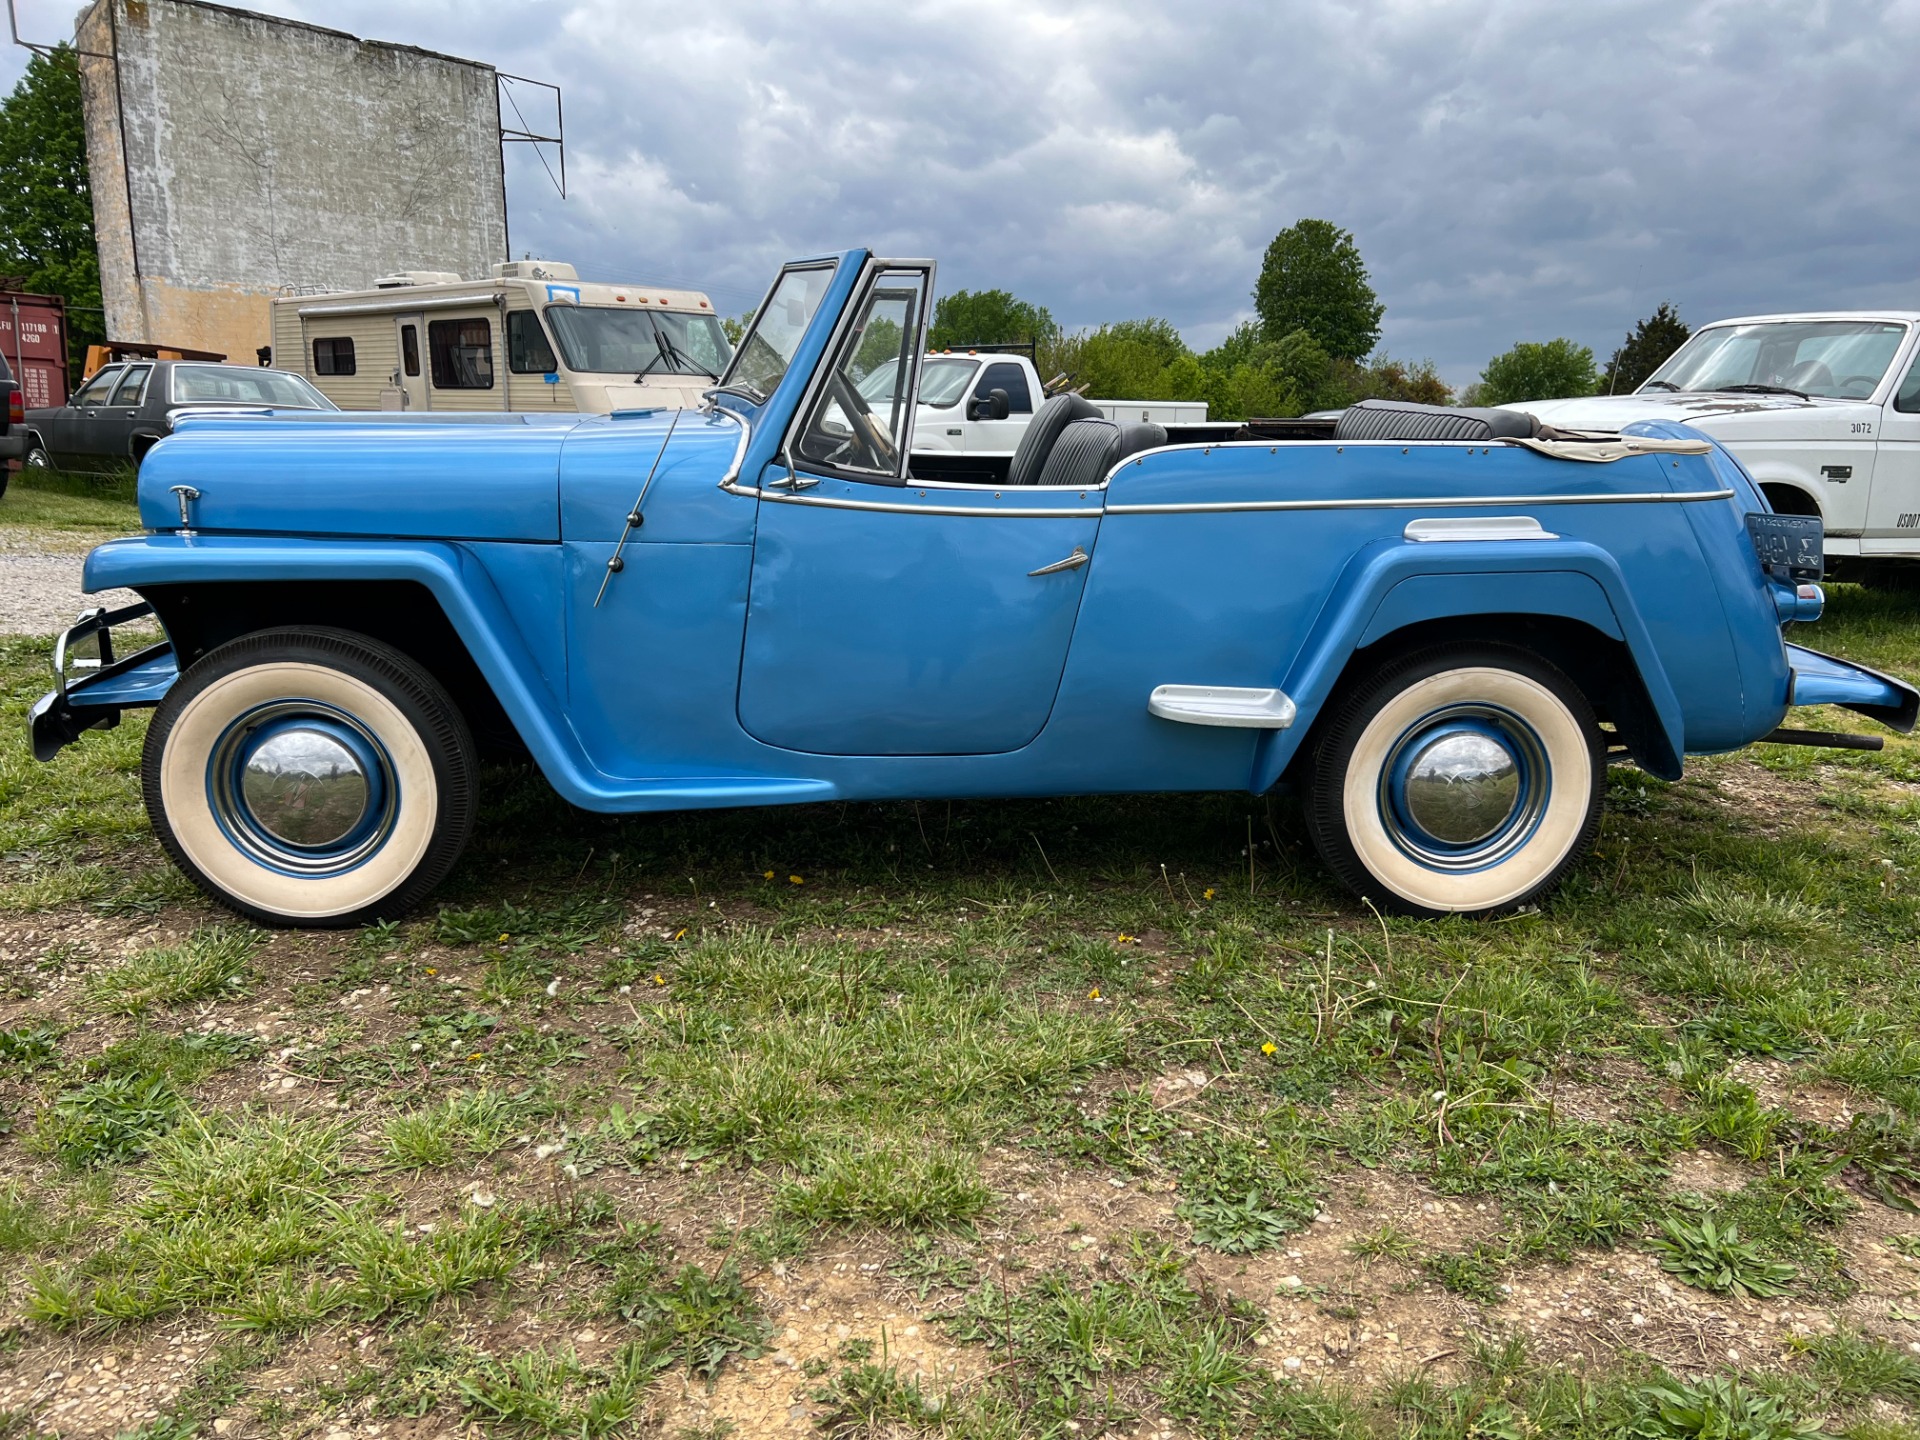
[880,350,1234,484]
[1511,312,1920,581]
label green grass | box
[82,925,262,1013]
[0,463,140,534]
[0,585,1918,1430]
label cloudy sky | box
[7,0,1918,384]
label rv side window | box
[401,325,421,378]
[313,337,356,376]
[429,318,494,389]
[507,311,559,374]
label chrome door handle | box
[1029,547,1089,576]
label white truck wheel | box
[142,628,476,927]
[1307,645,1603,916]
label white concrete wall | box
[77,0,507,363]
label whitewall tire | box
[1306,645,1603,917]
[142,628,476,927]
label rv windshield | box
[174,366,337,408]
[721,265,835,402]
[544,306,731,378]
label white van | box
[270,261,729,414]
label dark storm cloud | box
[8,0,1918,381]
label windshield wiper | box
[634,331,684,381]
[1714,383,1810,400]
[1639,379,1681,391]
[657,331,716,379]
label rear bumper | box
[0,433,24,462]
[28,602,178,761]
[1785,643,1919,732]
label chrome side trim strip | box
[1149,684,1297,729]
[1107,488,1734,515]
[723,485,1100,519]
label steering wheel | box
[1781,360,1834,392]
[828,372,898,470]
[1837,374,1879,396]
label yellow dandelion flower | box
[789,874,804,885]
[1261,1042,1278,1056]
[651,973,665,986]
[468,1052,483,1061]
[1088,987,1101,999]
[1117,934,1135,944]
[425,967,438,976]
[763,869,775,880]
[1203,888,1216,900]
[497,933,510,943]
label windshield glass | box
[176,366,337,408]
[888,356,978,409]
[1645,320,1911,400]
[723,265,835,401]
[544,305,730,377]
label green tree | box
[1475,338,1598,406]
[1602,301,1690,394]
[927,289,1058,351]
[1253,219,1384,363]
[1042,318,1205,404]
[0,45,102,373]
[1196,322,1332,420]
[1328,355,1453,408]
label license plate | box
[1746,513,1823,580]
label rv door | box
[392,314,429,411]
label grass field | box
[2,477,1920,1437]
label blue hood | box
[137,410,599,542]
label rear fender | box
[79,535,610,805]
[1249,537,1687,790]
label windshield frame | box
[1642,319,1914,401]
[778,258,936,486]
[716,261,839,403]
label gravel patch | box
[0,550,140,636]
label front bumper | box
[28,602,178,761]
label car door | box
[91,363,153,467]
[1869,342,1920,551]
[44,365,121,466]
[736,264,1104,756]
[964,359,1036,456]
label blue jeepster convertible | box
[28,251,1919,926]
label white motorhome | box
[270,261,729,414]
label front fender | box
[79,535,616,808]
[1248,536,1688,791]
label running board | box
[1148,684,1297,728]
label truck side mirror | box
[971,388,1011,421]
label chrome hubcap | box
[208,704,397,875]
[1401,729,1521,845]
[1380,707,1549,871]
[240,726,371,848]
